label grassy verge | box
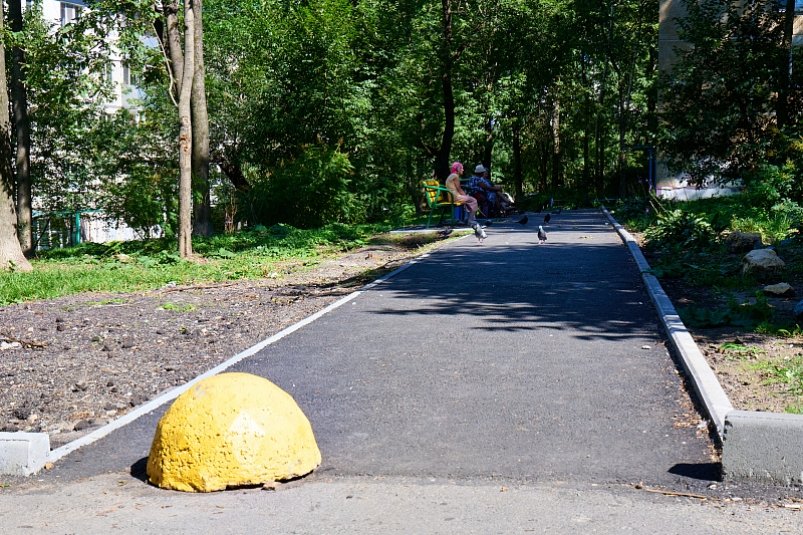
[0,222,450,305]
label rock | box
[763,283,795,297]
[725,231,763,253]
[13,406,32,420]
[73,420,92,431]
[742,249,785,277]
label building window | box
[60,2,83,26]
[122,64,131,86]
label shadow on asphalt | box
[371,221,654,343]
[130,457,148,482]
[668,462,722,482]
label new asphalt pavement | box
[1,210,798,534]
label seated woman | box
[444,162,479,227]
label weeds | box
[159,303,197,312]
[753,357,803,396]
[719,342,766,360]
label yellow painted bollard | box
[146,372,321,492]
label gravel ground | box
[0,239,436,449]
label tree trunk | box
[778,0,796,130]
[0,3,31,272]
[581,55,591,195]
[512,119,523,200]
[218,157,251,192]
[164,1,185,101]
[435,0,456,180]
[177,2,195,258]
[551,96,561,192]
[8,0,32,256]
[482,115,494,168]
[191,0,212,237]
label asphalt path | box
[36,210,713,487]
[8,210,803,533]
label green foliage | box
[644,209,716,250]
[679,292,774,329]
[242,147,361,228]
[659,0,790,184]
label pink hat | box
[451,162,463,174]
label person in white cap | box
[467,164,503,217]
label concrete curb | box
[602,206,803,485]
[0,432,50,476]
[0,244,455,476]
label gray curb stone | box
[0,432,50,476]
[603,206,803,485]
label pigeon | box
[517,215,528,225]
[537,225,547,244]
[437,228,453,238]
[473,222,487,243]
[543,213,551,224]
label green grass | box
[159,302,197,312]
[752,356,803,396]
[0,222,400,305]
[719,342,766,360]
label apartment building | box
[26,1,155,246]
[32,0,137,112]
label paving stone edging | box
[603,207,803,485]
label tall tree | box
[0,2,31,271]
[190,0,212,237]
[8,0,32,255]
[177,2,196,257]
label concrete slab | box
[723,410,803,485]
[0,432,50,476]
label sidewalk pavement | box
[0,210,798,534]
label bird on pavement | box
[517,215,528,225]
[543,213,551,224]
[473,222,487,243]
[537,225,547,244]
[437,228,453,238]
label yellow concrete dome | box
[146,372,321,492]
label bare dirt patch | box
[0,233,452,449]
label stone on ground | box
[742,249,785,277]
[146,372,321,492]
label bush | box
[644,209,716,250]
[243,146,363,228]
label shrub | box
[644,209,715,250]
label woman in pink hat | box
[444,162,479,228]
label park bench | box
[421,179,465,228]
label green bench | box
[421,179,465,228]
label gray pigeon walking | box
[543,213,551,224]
[537,225,547,244]
[473,223,487,243]
[517,215,528,225]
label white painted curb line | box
[602,206,803,485]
